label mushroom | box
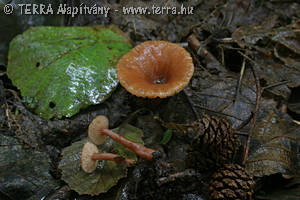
[88,115,156,161]
[81,141,135,173]
[88,115,109,145]
[116,40,194,98]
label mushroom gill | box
[116,41,194,98]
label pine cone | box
[209,164,255,200]
[184,116,242,170]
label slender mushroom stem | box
[91,152,135,166]
[81,142,135,173]
[101,129,155,161]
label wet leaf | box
[256,177,300,200]
[0,134,58,200]
[58,123,144,196]
[246,111,300,177]
[257,186,300,200]
[232,20,300,99]
[189,73,257,128]
[7,25,132,119]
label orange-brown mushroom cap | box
[81,142,99,173]
[116,41,194,98]
[88,115,109,145]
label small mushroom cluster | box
[81,40,194,173]
[81,115,156,173]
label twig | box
[234,57,246,103]
[194,104,244,121]
[156,169,201,186]
[187,34,227,73]
[189,48,212,75]
[234,130,249,136]
[262,80,290,91]
[269,134,300,142]
[293,120,300,126]
[193,92,254,105]
[235,112,253,131]
[164,0,171,7]
[5,89,22,102]
[238,52,262,164]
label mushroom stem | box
[101,129,155,161]
[91,152,135,166]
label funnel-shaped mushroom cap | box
[117,41,194,98]
[88,115,109,145]
[81,142,99,173]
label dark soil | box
[1,0,300,200]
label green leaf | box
[7,25,132,119]
[161,129,173,145]
[58,124,144,196]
